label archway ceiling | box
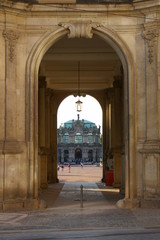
[40,35,121,91]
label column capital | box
[3,29,19,63]
[142,22,159,64]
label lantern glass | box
[76,99,83,112]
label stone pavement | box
[0,166,160,239]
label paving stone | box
[0,167,160,234]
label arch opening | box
[57,94,103,181]
[75,148,82,163]
[27,25,135,206]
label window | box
[95,134,98,143]
[75,133,83,143]
[63,133,69,143]
[58,135,62,143]
[88,133,93,143]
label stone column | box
[50,93,58,183]
[102,91,109,182]
[140,22,160,200]
[0,30,32,210]
[83,148,87,161]
[38,77,48,189]
[112,76,123,188]
[45,89,52,183]
[39,153,48,189]
[120,146,125,195]
[93,149,96,162]
[69,148,72,161]
[45,89,51,150]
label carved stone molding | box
[142,28,159,64]
[0,141,26,154]
[59,21,100,38]
[3,30,19,63]
[139,141,160,154]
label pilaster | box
[138,22,160,200]
[139,142,160,199]
[45,89,53,183]
[102,91,109,182]
[38,77,48,189]
[142,22,159,140]
[2,30,19,140]
[112,76,123,187]
[50,92,58,183]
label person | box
[68,162,71,173]
[80,162,83,168]
[57,164,60,171]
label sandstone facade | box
[0,0,160,210]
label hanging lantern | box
[76,98,83,112]
[75,62,83,112]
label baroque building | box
[57,115,102,164]
[0,0,160,210]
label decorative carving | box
[142,28,159,64]
[3,30,19,63]
[59,21,100,39]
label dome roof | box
[61,119,97,129]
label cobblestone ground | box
[0,166,160,237]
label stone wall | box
[0,0,160,210]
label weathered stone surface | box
[0,0,160,211]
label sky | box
[57,95,102,131]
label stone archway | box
[75,148,82,163]
[26,21,136,207]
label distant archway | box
[75,148,82,163]
[57,95,102,130]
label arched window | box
[75,133,83,143]
[63,133,69,143]
[88,133,93,143]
